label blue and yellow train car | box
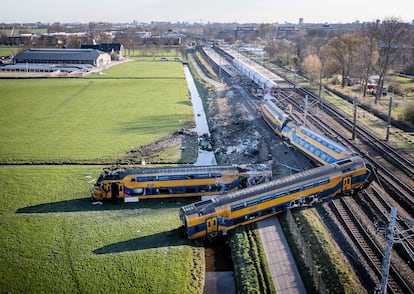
[180,156,373,240]
[284,125,353,165]
[92,164,272,202]
[261,100,290,136]
[261,100,353,165]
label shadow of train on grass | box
[15,197,192,214]
[93,228,197,254]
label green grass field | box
[0,166,203,293]
[92,59,186,79]
[0,46,22,56]
[0,58,204,293]
[0,62,193,163]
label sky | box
[2,0,413,24]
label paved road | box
[258,216,307,293]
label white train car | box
[232,58,281,96]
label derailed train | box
[179,51,374,240]
[232,58,281,96]
[261,99,353,165]
[91,164,272,202]
[180,156,374,240]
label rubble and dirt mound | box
[117,129,198,165]
[206,88,274,167]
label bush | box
[388,83,404,96]
[229,225,275,294]
[402,63,414,76]
[403,102,414,125]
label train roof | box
[263,100,289,122]
[103,165,242,180]
[299,126,351,155]
[181,156,365,216]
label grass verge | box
[285,208,362,293]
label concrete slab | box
[204,271,236,294]
[258,216,307,294]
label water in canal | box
[184,64,235,294]
[183,65,217,166]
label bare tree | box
[263,39,295,67]
[357,28,379,97]
[301,54,322,83]
[320,33,362,87]
[365,18,409,103]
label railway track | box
[359,188,414,270]
[201,45,414,291]
[276,88,414,217]
[298,89,413,201]
[298,87,414,180]
[329,197,413,294]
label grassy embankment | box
[0,57,205,293]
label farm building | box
[80,43,124,60]
[13,48,111,67]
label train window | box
[171,175,185,180]
[199,208,215,216]
[131,188,144,195]
[233,216,246,225]
[147,177,156,181]
[246,200,258,207]
[290,187,301,194]
[186,187,196,193]
[199,185,210,192]
[171,187,184,194]
[158,176,170,181]
[337,159,352,166]
[275,191,287,198]
[261,195,274,202]
[197,174,209,179]
[211,184,223,192]
[158,188,171,194]
[186,175,195,179]
[261,207,275,216]
[231,203,245,211]
[303,183,314,190]
[194,199,212,208]
[319,179,329,185]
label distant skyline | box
[2,0,413,24]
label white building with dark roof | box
[13,48,111,67]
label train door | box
[342,177,352,192]
[206,217,218,235]
[111,183,119,200]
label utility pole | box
[380,207,397,294]
[304,95,308,126]
[318,68,323,111]
[385,97,392,141]
[352,96,357,140]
